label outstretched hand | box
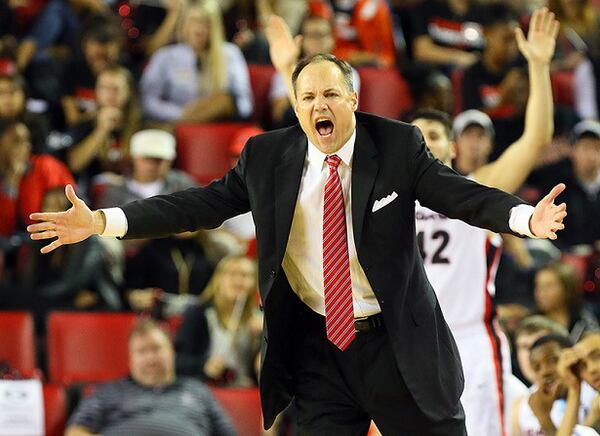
[515,7,560,65]
[265,15,302,75]
[27,184,103,254]
[530,183,567,240]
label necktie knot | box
[326,155,342,171]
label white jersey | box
[415,199,508,436]
[415,201,502,334]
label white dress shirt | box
[100,128,536,318]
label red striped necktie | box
[323,155,355,351]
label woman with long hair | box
[534,261,599,340]
[140,0,253,123]
[65,65,141,196]
[175,255,262,386]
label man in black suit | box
[28,52,567,434]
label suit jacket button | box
[270,270,276,278]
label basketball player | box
[412,8,559,436]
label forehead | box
[296,62,347,93]
[303,17,332,32]
[578,335,600,355]
[575,137,600,149]
[531,342,561,361]
[130,329,169,348]
[98,72,127,85]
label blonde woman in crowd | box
[175,255,262,387]
[140,0,253,124]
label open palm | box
[28,184,97,253]
[515,7,560,65]
[530,183,567,240]
[266,15,302,74]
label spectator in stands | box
[510,333,597,435]
[0,73,49,154]
[461,3,526,119]
[0,119,73,237]
[15,0,108,72]
[514,315,570,384]
[558,332,600,434]
[534,261,599,340]
[140,0,253,124]
[64,65,140,197]
[547,0,600,120]
[451,109,494,176]
[65,319,236,436]
[176,255,262,387]
[94,129,217,315]
[403,63,454,115]
[309,0,397,67]
[61,16,125,127]
[269,14,360,128]
[528,120,600,250]
[405,0,482,68]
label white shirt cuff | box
[509,204,537,238]
[99,208,128,238]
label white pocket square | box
[372,191,398,213]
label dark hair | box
[82,16,123,44]
[537,261,582,313]
[291,53,354,98]
[530,333,574,352]
[408,108,453,139]
[0,73,27,93]
[469,2,518,28]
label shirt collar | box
[307,128,356,170]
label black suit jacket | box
[121,112,525,427]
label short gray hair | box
[291,54,354,98]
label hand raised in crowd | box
[558,347,583,391]
[530,183,567,240]
[265,15,302,74]
[515,7,560,66]
[27,184,104,253]
[96,106,123,135]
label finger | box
[541,9,553,33]
[551,19,560,40]
[548,231,557,240]
[530,8,540,34]
[551,223,565,231]
[515,27,526,51]
[29,211,64,222]
[65,184,80,207]
[544,183,566,204]
[27,221,56,233]
[294,35,303,52]
[40,239,63,254]
[554,210,567,222]
[30,230,58,240]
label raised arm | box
[474,8,559,194]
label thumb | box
[294,35,303,52]
[514,27,526,51]
[544,183,566,204]
[65,184,81,207]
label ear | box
[351,91,358,112]
[449,140,457,160]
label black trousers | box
[290,303,466,436]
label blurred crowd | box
[1,0,600,434]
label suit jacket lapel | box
[274,133,307,263]
[352,123,378,251]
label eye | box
[303,95,314,101]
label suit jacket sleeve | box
[120,139,252,239]
[409,126,525,234]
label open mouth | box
[315,119,334,137]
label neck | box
[547,308,571,328]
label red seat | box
[47,312,138,385]
[358,68,413,119]
[551,70,575,107]
[174,123,256,186]
[0,58,16,75]
[210,387,262,436]
[248,65,275,126]
[43,384,67,436]
[0,311,37,376]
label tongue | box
[317,123,333,136]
